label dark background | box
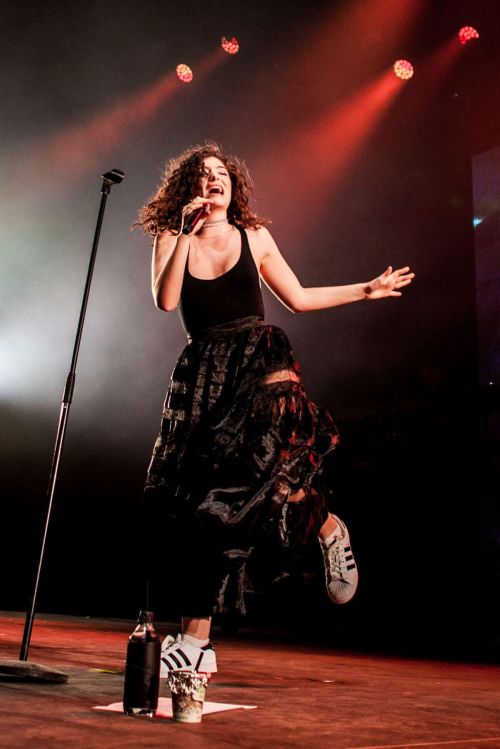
[1,0,499,658]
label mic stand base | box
[0,658,68,683]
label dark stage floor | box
[1,612,499,749]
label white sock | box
[183,633,210,648]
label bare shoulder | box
[155,228,179,250]
[246,225,273,243]
[158,228,177,240]
[245,225,278,266]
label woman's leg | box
[161,615,217,674]
[287,486,358,604]
[160,529,222,673]
[260,370,358,603]
[288,487,338,540]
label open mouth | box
[208,186,223,195]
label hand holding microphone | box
[181,198,212,235]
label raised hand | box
[180,196,213,235]
[365,266,415,300]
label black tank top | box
[179,226,265,336]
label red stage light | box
[176,64,193,83]
[458,26,479,45]
[393,59,414,80]
[221,36,239,54]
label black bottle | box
[123,610,161,717]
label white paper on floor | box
[94,698,257,718]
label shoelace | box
[323,538,348,580]
[162,633,182,652]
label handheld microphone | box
[182,205,209,235]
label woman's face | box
[199,156,232,210]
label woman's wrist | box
[361,282,372,300]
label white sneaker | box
[160,634,218,675]
[320,514,358,605]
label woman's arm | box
[151,231,191,311]
[253,227,414,313]
[152,196,213,311]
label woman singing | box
[137,142,414,676]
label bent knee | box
[263,369,301,385]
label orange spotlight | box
[306,71,403,185]
[393,59,414,80]
[458,26,479,45]
[176,64,193,83]
[271,0,425,110]
[19,48,228,186]
[221,36,239,54]
[241,0,426,238]
[253,70,403,235]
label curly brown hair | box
[136,142,270,236]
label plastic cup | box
[166,672,209,723]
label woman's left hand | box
[365,266,415,300]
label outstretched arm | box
[254,227,414,313]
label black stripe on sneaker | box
[195,652,204,671]
[165,652,183,669]
[346,554,354,561]
[160,656,173,671]
[345,546,351,553]
[347,563,356,570]
[176,648,192,667]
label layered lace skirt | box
[144,315,339,615]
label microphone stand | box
[0,169,124,683]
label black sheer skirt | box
[143,315,339,616]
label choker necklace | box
[197,226,234,238]
[203,218,229,228]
